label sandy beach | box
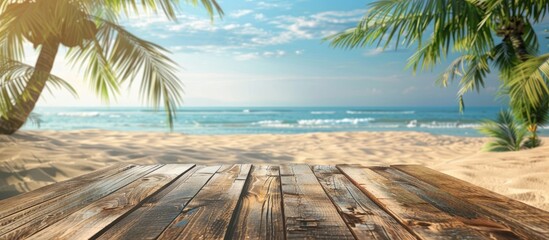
[0,130,548,211]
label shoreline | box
[19,128,491,137]
[1,130,548,211]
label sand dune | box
[0,130,547,211]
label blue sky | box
[36,0,548,107]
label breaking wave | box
[57,112,101,117]
[346,110,415,115]
[310,111,336,115]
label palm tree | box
[511,93,549,147]
[0,0,223,134]
[478,110,526,151]
[327,0,549,144]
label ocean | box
[22,106,549,136]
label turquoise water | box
[23,106,549,136]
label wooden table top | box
[0,163,548,239]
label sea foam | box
[346,110,415,115]
[57,112,101,117]
[297,118,375,125]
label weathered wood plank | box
[0,163,134,219]
[371,167,533,239]
[280,164,354,239]
[2,163,547,240]
[94,165,221,240]
[312,165,416,240]
[392,165,549,238]
[0,165,160,239]
[27,164,194,240]
[337,164,488,240]
[230,165,285,240]
[156,164,252,240]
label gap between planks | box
[2,164,548,240]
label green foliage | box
[508,54,549,109]
[0,0,223,130]
[327,0,549,148]
[326,0,548,107]
[523,137,541,149]
[511,92,549,128]
[511,92,549,148]
[479,110,526,152]
[0,59,77,115]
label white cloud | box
[250,16,318,45]
[230,9,254,18]
[136,9,369,55]
[235,50,287,61]
[311,9,366,24]
[254,13,266,21]
[235,52,260,61]
[170,45,243,54]
[295,50,304,55]
[126,15,171,28]
[256,1,292,9]
[251,9,366,46]
[286,17,318,38]
[363,47,384,56]
[236,23,267,35]
[263,50,286,57]
[223,24,240,31]
[168,19,217,32]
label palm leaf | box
[508,53,549,109]
[67,18,183,129]
[327,0,493,72]
[478,110,526,152]
[93,0,224,20]
[0,59,77,117]
[434,54,490,111]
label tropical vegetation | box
[478,110,526,151]
[0,0,223,134]
[328,0,549,149]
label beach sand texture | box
[0,130,547,211]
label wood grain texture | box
[337,164,488,240]
[0,163,133,219]
[27,164,194,240]
[2,163,548,240]
[230,165,284,240]
[312,165,416,240]
[392,165,549,239]
[157,164,252,240]
[280,164,354,239]
[371,167,533,239]
[95,165,221,240]
[0,165,160,239]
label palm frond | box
[436,55,470,88]
[67,18,183,129]
[66,38,121,103]
[508,53,549,109]
[435,54,490,111]
[0,1,35,61]
[511,91,549,127]
[479,0,549,25]
[0,59,77,116]
[92,0,223,20]
[491,40,519,81]
[522,19,540,55]
[327,0,493,73]
[478,110,526,152]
